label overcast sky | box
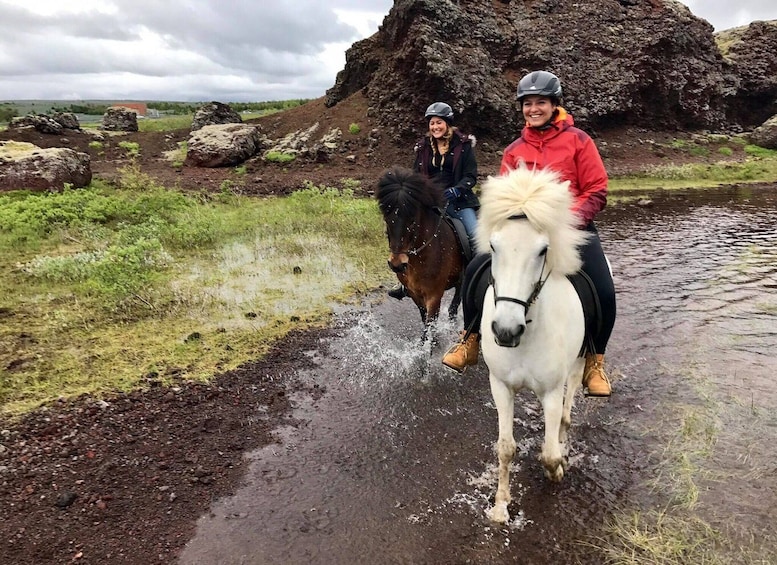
[0,0,775,103]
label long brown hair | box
[429,125,455,168]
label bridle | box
[489,213,552,316]
[393,207,445,256]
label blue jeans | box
[446,205,478,241]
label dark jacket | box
[413,129,479,211]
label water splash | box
[330,307,460,389]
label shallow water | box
[180,183,777,564]
[603,184,777,551]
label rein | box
[406,209,445,256]
[489,213,552,316]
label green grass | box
[265,150,296,163]
[135,111,277,132]
[610,155,777,191]
[594,362,776,564]
[0,170,386,415]
[743,144,777,158]
[169,141,187,168]
[118,140,140,157]
[138,114,193,132]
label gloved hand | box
[444,186,460,200]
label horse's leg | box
[424,296,443,345]
[559,383,574,447]
[560,359,584,445]
[539,386,566,482]
[559,357,585,445]
[487,375,516,524]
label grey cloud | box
[108,0,362,55]
[0,4,140,41]
[682,0,777,29]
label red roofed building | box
[110,102,148,117]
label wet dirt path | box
[180,184,777,564]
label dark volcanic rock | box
[9,114,64,135]
[191,101,243,132]
[101,107,139,132]
[326,0,774,143]
[0,142,92,191]
[749,114,777,149]
[716,20,777,127]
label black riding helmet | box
[425,102,454,124]
[516,71,563,104]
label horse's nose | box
[492,321,525,348]
[387,259,408,274]
[387,254,409,273]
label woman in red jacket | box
[441,70,616,397]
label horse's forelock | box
[376,166,442,215]
[476,166,587,274]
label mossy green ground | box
[4,145,777,415]
[0,169,386,415]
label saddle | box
[435,207,474,263]
[566,271,602,357]
[463,256,602,357]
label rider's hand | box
[444,187,460,200]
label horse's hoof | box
[488,502,509,524]
[544,462,565,482]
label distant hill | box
[0,99,312,125]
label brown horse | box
[376,166,466,339]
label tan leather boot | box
[583,353,611,397]
[442,331,479,373]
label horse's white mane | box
[475,164,589,275]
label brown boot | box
[583,353,611,397]
[442,331,479,373]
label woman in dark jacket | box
[413,102,479,235]
[388,101,480,299]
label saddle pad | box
[437,208,473,263]
[463,255,602,356]
[566,271,602,357]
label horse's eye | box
[539,246,548,257]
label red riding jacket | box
[500,108,607,226]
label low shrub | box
[265,151,296,163]
[118,140,140,158]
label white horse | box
[475,164,591,524]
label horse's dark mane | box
[376,166,444,216]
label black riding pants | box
[461,221,616,354]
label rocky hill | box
[2,0,777,196]
[326,0,777,144]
